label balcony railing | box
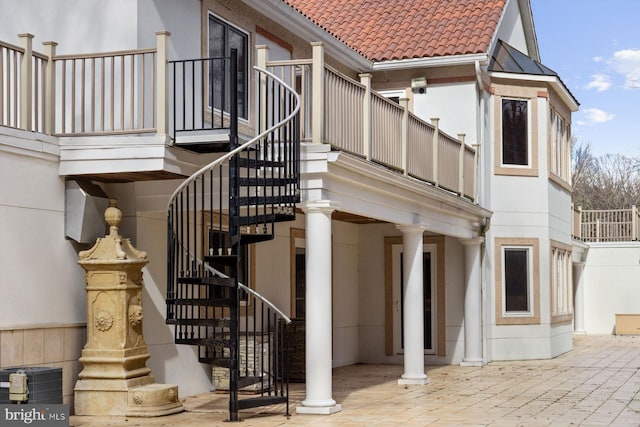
[260,43,477,201]
[2,33,477,201]
[0,32,169,137]
[572,205,640,242]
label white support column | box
[297,200,341,415]
[397,224,429,385]
[573,262,586,334]
[460,238,484,366]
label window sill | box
[496,315,541,325]
[494,166,539,177]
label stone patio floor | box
[70,335,640,426]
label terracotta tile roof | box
[283,0,506,61]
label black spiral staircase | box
[165,51,300,421]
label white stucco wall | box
[0,0,138,54]
[582,243,640,335]
[413,82,478,145]
[482,89,575,361]
[0,130,86,328]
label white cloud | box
[610,49,640,88]
[582,108,615,124]
[593,56,604,63]
[584,74,611,92]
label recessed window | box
[504,248,531,313]
[551,242,573,322]
[502,99,529,166]
[549,107,571,183]
[495,238,540,325]
[209,15,249,119]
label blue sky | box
[531,0,640,157]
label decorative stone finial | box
[78,199,148,262]
[105,199,122,236]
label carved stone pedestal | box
[74,200,183,417]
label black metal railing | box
[166,57,300,421]
[169,51,235,140]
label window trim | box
[495,237,540,325]
[492,85,539,177]
[548,105,572,191]
[501,98,531,168]
[550,240,573,324]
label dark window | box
[209,15,248,119]
[502,99,528,165]
[504,248,529,312]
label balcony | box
[1,33,476,199]
[572,205,640,242]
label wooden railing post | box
[431,118,439,186]
[19,33,34,131]
[359,73,372,160]
[42,40,57,135]
[256,45,268,135]
[400,97,410,175]
[457,133,465,195]
[633,205,638,240]
[472,143,479,202]
[156,31,170,139]
[311,42,324,144]
[578,206,583,240]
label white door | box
[392,243,437,355]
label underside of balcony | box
[58,134,227,183]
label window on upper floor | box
[551,242,573,323]
[495,237,540,325]
[209,14,249,120]
[493,87,539,177]
[549,107,572,184]
[501,99,529,166]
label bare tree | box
[572,141,640,209]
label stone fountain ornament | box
[74,200,183,416]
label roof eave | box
[372,53,490,71]
[490,71,579,111]
[241,0,373,71]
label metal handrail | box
[167,65,301,209]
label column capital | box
[396,224,426,234]
[299,200,340,214]
[459,237,484,246]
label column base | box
[573,330,587,335]
[460,359,484,367]
[296,402,342,415]
[398,375,430,385]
